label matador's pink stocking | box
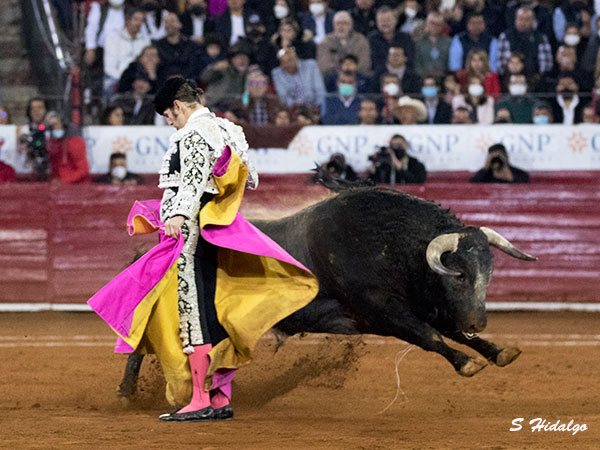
[177,344,212,414]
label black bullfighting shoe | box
[212,405,234,421]
[158,406,215,422]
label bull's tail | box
[310,164,373,193]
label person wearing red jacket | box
[44,111,91,184]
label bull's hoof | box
[458,358,487,377]
[495,347,522,367]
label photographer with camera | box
[367,134,426,185]
[44,111,91,184]
[18,97,49,180]
[470,143,529,183]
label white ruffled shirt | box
[159,107,258,219]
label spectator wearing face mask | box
[44,111,91,184]
[321,70,363,125]
[271,0,296,35]
[550,75,585,124]
[324,54,370,94]
[370,45,421,95]
[453,74,495,124]
[377,73,402,124]
[470,143,530,183]
[420,76,453,124]
[367,134,426,185]
[300,0,335,46]
[553,0,592,42]
[531,100,554,125]
[560,23,588,69]
[495,73,534,123]
[96,152,144,185]
[397,0,425,36]
[456,48,501,101]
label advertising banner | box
[2,124,600,174]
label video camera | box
[20,124,49,180]
[368,146,391,167]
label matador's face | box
[163,102,187,130]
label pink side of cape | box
[87,203,183,346]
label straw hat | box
[397,96,427,123]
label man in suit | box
[211,0,256,46]
[420,76,452,124]
[179,0,210,44]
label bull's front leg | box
[442,331,522,368]
[381,313,488,377]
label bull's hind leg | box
[443,331,521,367]
[118,353,145,400]
[381,313,488,377]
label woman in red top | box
[456,48,501,101]
[45,111,91,184]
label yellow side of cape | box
[201,150,319,389]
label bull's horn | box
[426,233,462,277]
[480,227,537,261]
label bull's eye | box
[457,273,466,282]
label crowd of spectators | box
[70,0,600,127]
[3,0,600,183]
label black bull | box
[118,187,536,398]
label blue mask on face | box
[533,115,549,125]
[339,83,355,97]
[51,129,65,139]
[421,86,437,97]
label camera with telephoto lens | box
[490,156,505,170]
[22,125,49,180]
[368,146,392,168]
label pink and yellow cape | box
[88,147,319,406]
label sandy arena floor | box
[0,311,598,450]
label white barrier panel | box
[2,124,600,174]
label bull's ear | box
[480,227,537,261]
[426,233,462,276]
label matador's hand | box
[164,215,185,239]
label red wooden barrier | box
[1,172,599,307]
